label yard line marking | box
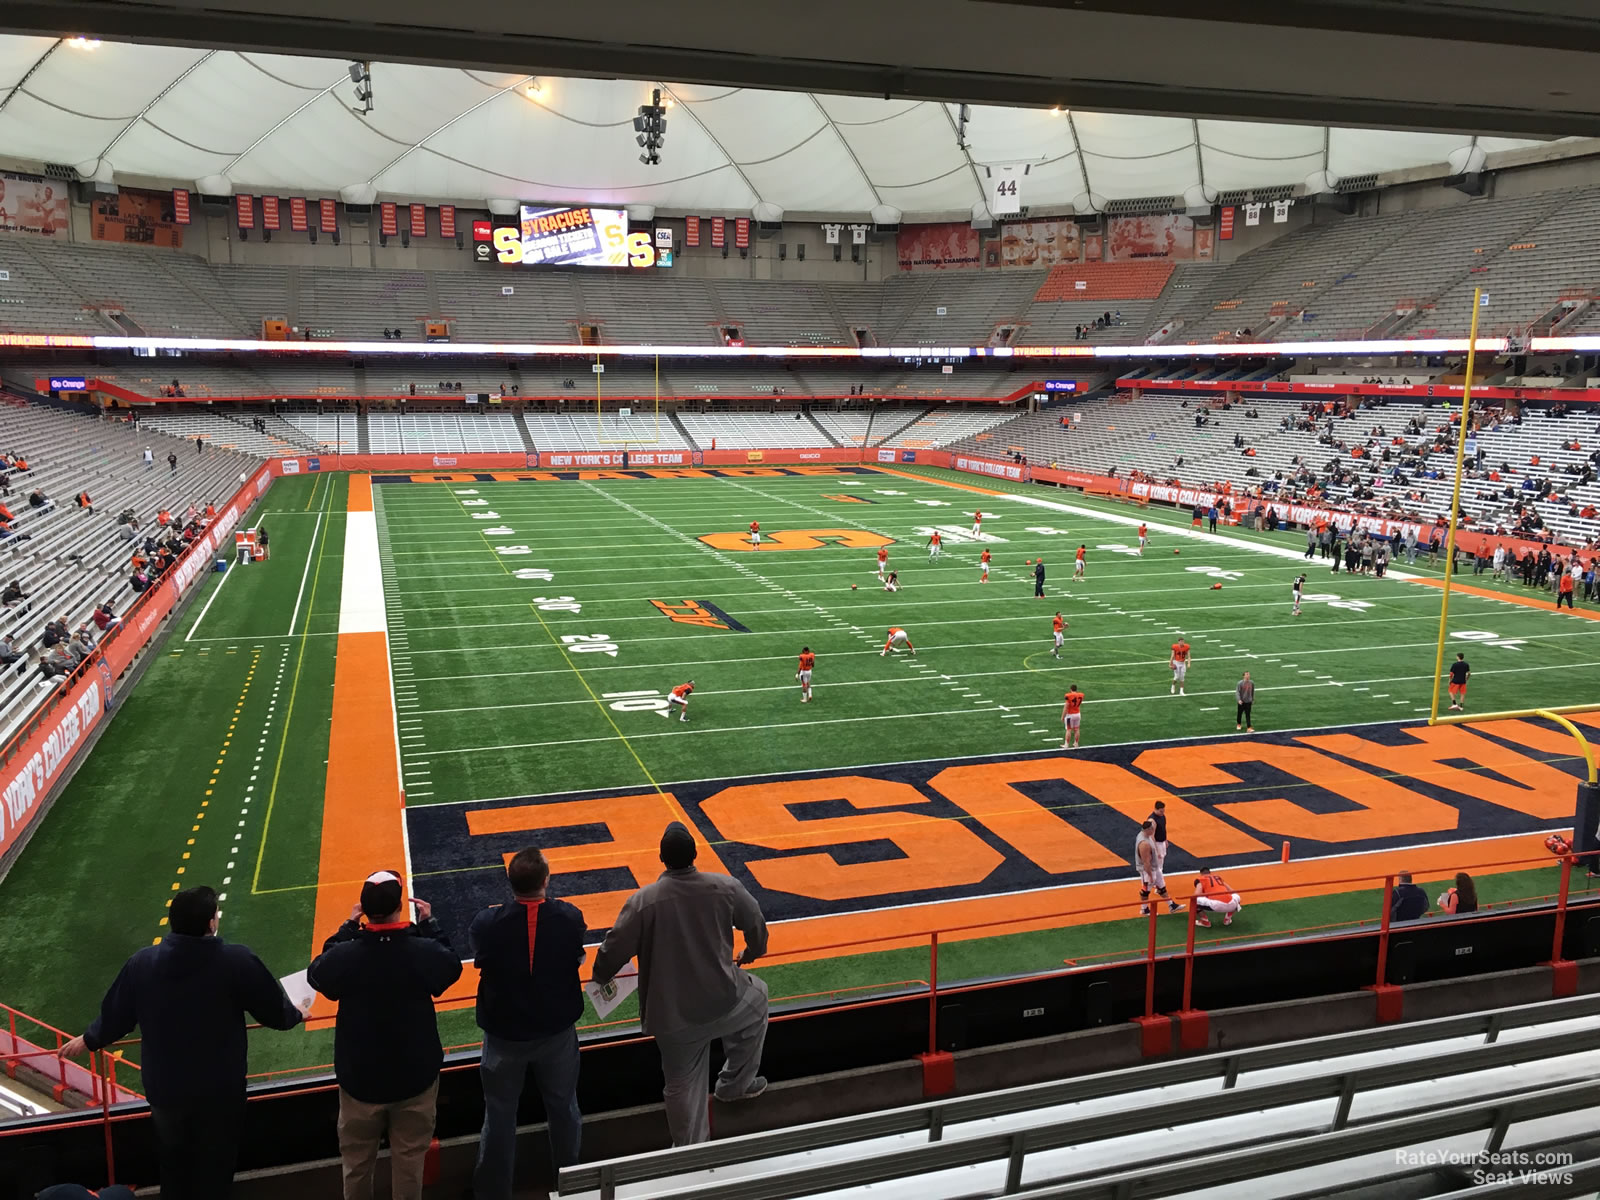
[286,504,329,637]
[185,553,241,642]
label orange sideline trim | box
[1411,575,1600,622]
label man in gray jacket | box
[593,821,769,1145]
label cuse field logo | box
[699,528,894,552]
[649,599,750,632]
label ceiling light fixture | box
[65,36,101,50]
[348,61,374,115]
[525,79,543,99]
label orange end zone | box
[1411,575,1600,622]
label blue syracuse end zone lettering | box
[649,599,750,632]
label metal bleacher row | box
[0,395,260,743]
[562,992,1600,1200]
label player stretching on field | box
[1138,523,1148,555]
[1447,652,1470,711]
[881,626,915,656]
[1061,684,1084,748]
[1193,868,1242,927]
[749,520,760,548]
[883,570,900,592]
[1292,573,1307,616]
[796,647,815,704]
[1074,544,1087,580]
[877,545,889,580]
[971,510,983,537]
[927,530,942,560]
[668,679,694,722]
[1170,635,1191,696]
[1135,820,1182,916]
[980,547,991,583]
[1051,612,1067,658]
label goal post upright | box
[1428,286,1481,723]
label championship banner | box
[734,217,750,249]
[92,187,185,248]
[711,217,725,247]
[289,196,308,232]
[1107,213,1196,261]
[897,221,981,270]
[319,198,337,233]
[261,195,280,230]
[235,194,254,229]
[438,204,456,239]
[1218,206,1234,240]
[380,202,399,236]
[172,188,191,225]
[0,172,67,237]
[685,215,699,246]
[997,219,1080,269]
[410,204,427,238]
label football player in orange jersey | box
[1138,522,1147,555]
[796,646,815,703]
[927,530,942,560]
[1051,611,1068,658]
[979,547,991,583]
[971,509,983,537]
[1170,635,1192,696]
[749,520,760,548]
[668,679,694,722]
[1193,867,1242,927]
[1061,684,1084,748]
[881,626,915,656]
[876,544,889,580]
[1073,544,1086,580]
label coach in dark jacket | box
[1034,558,1046,597]
[469,847,588,1197]
[308,870,462,1200]
[59,886,304,1200]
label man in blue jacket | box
[58,886,304,1200]
[308,870,462,1200]
[469,847,587,1198]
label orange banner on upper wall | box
[92,187,184,249]
[897,222,982,270]
[0,172,67,237]
[997,219,1081,268]
[1107,213,1195,261]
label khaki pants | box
[336,1079,439,1200]
[653,973,769,1146]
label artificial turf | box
[0,463,1592,1083]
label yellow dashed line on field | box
[153,647,261,943]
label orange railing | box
[4,846,1594,1186]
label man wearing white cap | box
[307,870,463,1200]
[593,822,770,1145]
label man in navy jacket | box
[308,870,462,1200]
[469,846,587,1198]
[58,886,304,1200]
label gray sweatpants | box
[652,972,769,1146]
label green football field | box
[0,463,1592,1084]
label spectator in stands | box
[65,630,90,666]
[57,886,304,1200]
[2,578,26,606]
[0,635,19,666]
[129,569,150,595]
[168,451,179,476]
[92,602,118,634]
[1389,871,1429,922]
[27,488,47,509]
[593,822,770,1146]
[196,436,205,455]
[1438,872,1478,915]
[469,846,587,1195]
[307,870,462,1200]
[41,618,64,650]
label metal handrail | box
[560,993,1600,1195]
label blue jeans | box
[474,1027,582,1199]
